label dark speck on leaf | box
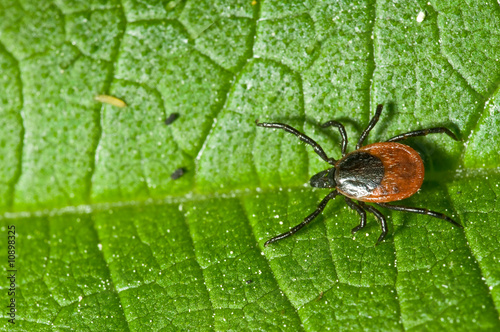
[246,280,253,284]
[165,113,179,125]
[171,168,185,180]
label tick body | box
[257,104,462,247]
[335,142,424,203]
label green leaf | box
[1,0,499,330]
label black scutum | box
[335,152,384,198]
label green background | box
[1,0,500,330]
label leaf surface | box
[1,0,499,330]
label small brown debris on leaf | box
[171,168,185,180]
[165,113,180,125]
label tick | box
[256,104,462,247]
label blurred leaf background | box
[0,0,499,330]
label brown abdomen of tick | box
[336,142,424,203]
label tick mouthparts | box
[310,168,336,188]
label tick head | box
[310,168,336,188]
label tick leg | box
[356,104,384,149]
[344,197,367,234]
[386,127,458,142]
[377,203,463,228]
[360,202,388,244]
[264,191,339,247]
[256,121,336,165]
[322,120,348,156]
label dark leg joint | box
[377,203,463,229]
[386,127,459,143]
[357,104,384,149]
[322,120,348,157]
[344,197,367,234]
[256,121,337,165]
[360,202,387,244]
[264,191,339,247]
